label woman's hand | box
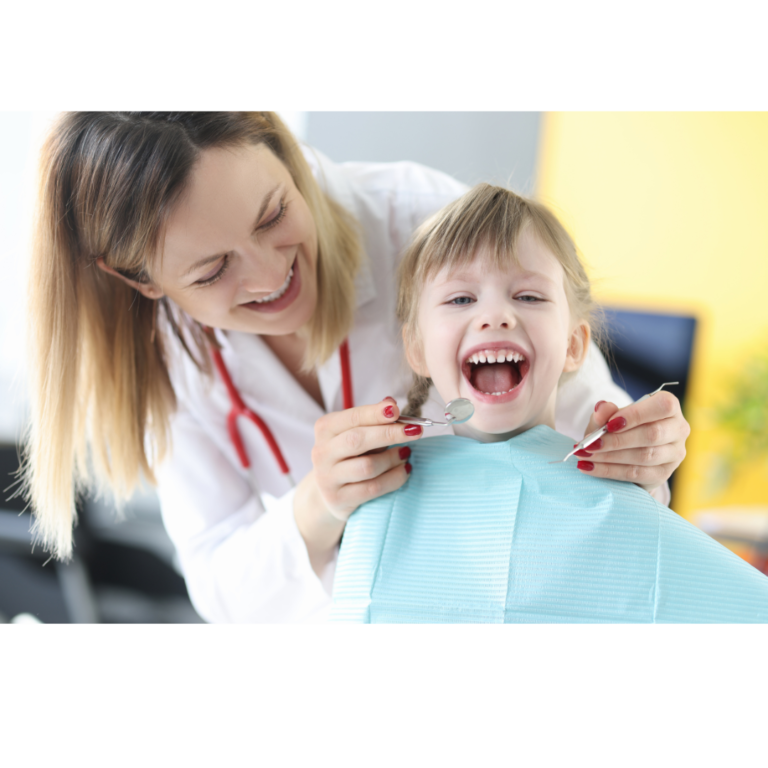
[573,392,690,498]
[293,397,422,574]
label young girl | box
[331,184,768,623]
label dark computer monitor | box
[600,306,698,501]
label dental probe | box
[549,382,679,464]
[397,398,475,427]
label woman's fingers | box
[314,396,401,441]
[336,445,412,486]
[579,391,690,492]
[588,393,688,455]
[323,422,423,466]
[575,458,679,488]
[591,392,681,439]
[332,460,413,514]
[581,400,619,436]
[313,398,423,467]
[311,397,421,522]
[575,439,679,467]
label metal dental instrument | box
[549,382,680,464]
[397,398,475,427]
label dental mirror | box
[397,398,474,427]
[444,398,474,425]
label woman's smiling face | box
[405,229,588,439]
[151,142,319,336]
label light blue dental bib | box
[331,426,768,623]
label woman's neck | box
[261,333,324,409]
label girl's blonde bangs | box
[398,184,599,339]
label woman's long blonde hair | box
[24,112,360,560]
[396,183,601,416]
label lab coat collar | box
[214,327,349,417]
[217,329,327,421]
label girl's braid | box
[402,374,433,418]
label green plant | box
[714,348,768,476]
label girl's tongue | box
[471,362,521,394]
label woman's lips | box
[241,258,301,314]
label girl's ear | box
[402,324,431,377]
[563,320,590,373]
[96,257,165,300]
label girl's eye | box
[449,296,474,305]
[516,294,543,303]
[195,255,231,287]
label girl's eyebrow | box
[181,183,283,278]
[440,268,558,286]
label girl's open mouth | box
[462,346,530,402]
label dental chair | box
[0,442,202,623]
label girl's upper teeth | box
[466,349,525,365]
[253,268,294,304]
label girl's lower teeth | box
[254,268,293,303]
[489,388,515,396]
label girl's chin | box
[457,420,529,442]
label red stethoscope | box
[207,331,354,490]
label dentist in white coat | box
[26,112,690,623]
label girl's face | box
[405,229,588,439]
[150,143,319,336]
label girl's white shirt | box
[156,147,659,624]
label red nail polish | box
[398,446,411,460]
[577,461,595,471]
[606,417,627,433]
[404,462,412,474]
[383,405,395,418]
[594,400,606,412]
[587,438,603,451]
[383,396,396,403]
[404,424,423,436]
[574,449,593,458]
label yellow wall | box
[536,113,768,519]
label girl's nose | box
[477,299,517,330]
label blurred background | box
[1,111,766,622]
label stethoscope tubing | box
[209,333,353,489]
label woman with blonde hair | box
[24,112,690,622]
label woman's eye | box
[449,296,474,305]
[195,255,230,287]
[259,199,288,231]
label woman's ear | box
[96,257,165,300]
[402,324,430,377]
[563,320,590,373]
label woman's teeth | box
[466,349,525,365]
[253,268,294,303]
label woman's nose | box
[237,243,291,293]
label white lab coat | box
[155,147,650,624]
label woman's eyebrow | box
[182,183,283,278]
